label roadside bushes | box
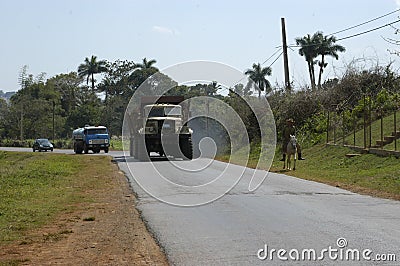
[268,63,400,150]
[53,139,73,149]
[0,139,73,149]
[0,139,33,147]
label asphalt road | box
[2,147,399,265]
[116,156,400,265]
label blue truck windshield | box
[87,129,108,135]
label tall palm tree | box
[128,57,158,92]
[295,32,322,90]
[244,63,272,98]
[316,35,345,88]
[78,55,107,90]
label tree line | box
[1,30,399,150]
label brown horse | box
[283,135,297,170]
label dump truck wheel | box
[136,136,148,161]
[180,136,193,160]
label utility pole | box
[281,17,291,92]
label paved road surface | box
[117,157,400,265]
[2,147,399,265]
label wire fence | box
[326,105,400,152]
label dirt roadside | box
[0,161,168,266]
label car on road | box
[32,138,54,152]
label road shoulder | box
[0,156,168,265]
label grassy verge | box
[0,151,113,244]
[273,144,400,200]
[339,110,400,150]
[110,138,124,151]
[219,143,400,200]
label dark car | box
[32,139,54,152]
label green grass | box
[270,144,400,200]
[339,110,400,149]
[110,138,123,150]
[218,142,400,200]
[0,151,109,244]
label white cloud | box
[396,0,400,7]
[152,25,180,36]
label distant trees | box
[229,84,252,97]
[295,33,319,90]
[135,57,157,70]
[244,63,272,97]
[205,81,221,96]
[7,76,62,139]
[316,35,345,88]
[295,32,345,90]
[2,66,106,140]
[0,98,7,138]
[98,60,136,101]
[78,55,107,90]
[6,44,400,153]
[128,58,159,96]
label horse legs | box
[283,153,286,169]
[287,153,291,170]
[293,152,296,171]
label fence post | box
[369,96,372,148]
[380,109,384,149]
[363,94,367,149]
[342,110,345,146]
[326,110,330,144]
[395,109,397,151]
[353,110,356,146]
[333,112,337,145]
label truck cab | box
[73,125,110,154]
[141,104,183,135]
[131,96,193,160]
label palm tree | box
[135,57,158,70]
[316,35,345,88]
[205,81,221,96]
[295,32,322,90]
[78,55,107,90]
[244,63,272,97]
[127,58,159,94]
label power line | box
[236,11,400,88]
[329,9,400,36]
[267,51,283,68]
[236,10,400,90]
[288,9,400,48]
[261,47,282,65]
[287,18,400,48]
[336,19,400,41]
[230,49,283,88]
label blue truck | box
[72,125,110,154]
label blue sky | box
[1,0,400,92]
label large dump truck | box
[72,125,110,154]
[131,96,193,161]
